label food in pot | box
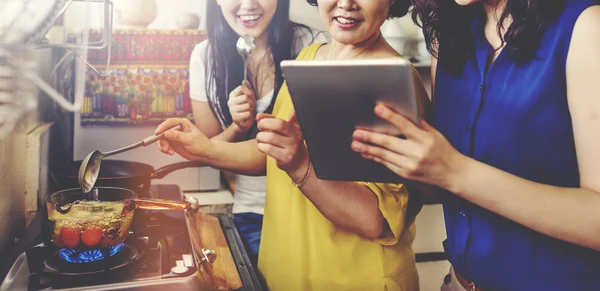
[81,227,103,247]
[60,227,81,248]
[48,200,134,249]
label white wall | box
[290,0,325,30]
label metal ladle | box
[78,125,182,193]
[236,34,256,82]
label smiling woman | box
[307,0,410,45]
[349,0,600,290]
[186,0,326,269]
[216,0,277,36]
[251,0,430,290]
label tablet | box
[281,58,419,184]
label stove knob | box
[186,196,199,212]
[200,248,217,266]
[171,260,189,275]
[182,254,194,267]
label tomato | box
[60,227,81,248]
[81,228,103,247]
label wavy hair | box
[411,0,567,75]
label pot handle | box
[200,248,217,266]
[150,161,206,179]
[130,198,191,210]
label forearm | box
[451,158,600,251]
[210,123,249,142]
[289,159,384,238]
[203,139,266,176]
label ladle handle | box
[131,198,191,210]
[142,124,182,146]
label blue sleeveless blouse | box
[433,1,600,290]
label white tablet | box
[281,58,419,183]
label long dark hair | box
[205,0,296,127]
[411,0,566,75]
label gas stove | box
[0,185,262,291]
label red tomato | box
[60,227,81,248]
[81,228,103,247]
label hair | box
[411,0,567,75]
[307,0,412,19]
[205,0,298,128]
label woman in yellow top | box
[154,0,431,290]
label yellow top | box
[257,43,421,291]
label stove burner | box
[58,243,126,263]
[45,242,142,275]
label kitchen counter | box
[185,211,262,291]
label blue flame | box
[58,243,125,263]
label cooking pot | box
[46,187,190,249]
[50,160,204,195]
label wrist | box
[442,153,472,195]
[289,158,312,188]
[231,122,250,135]
[287,147,311,183]
[201,140,219,164]
[288,157,310,182]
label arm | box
[288,154,385,239]
[256,112,385,239]
[205,139,266,176]
[191,100,249,142]
[189,40,254,142]
[156,118,266,176]
[352,6,600,250]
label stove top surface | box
[1,185,210,291]
[2,184,262,291]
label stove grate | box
[58,243,125,263]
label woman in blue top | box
[350,0,600,290]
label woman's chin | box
[330,32,372,47]
[454,0,482,6]
[233,23,268,39]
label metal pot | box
[50,160,204,195]
[46,187,190,249]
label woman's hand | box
[228,81,256,132]
[256,110,309,177]
[351,104,468,191]
[155,118,214,161]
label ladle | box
[78,124,182,193]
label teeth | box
[336,17,357,24]
[239,15,260,21]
